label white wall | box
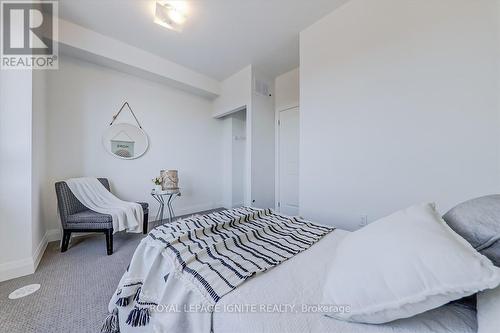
[274,68,300,210]
[44,56,225,232]
[300,0,500,230]
[251,71,275,208]
[0,70,35,281]
[32,70,48,262]
[213,66,253,207]
[213,66,252,117]
[231,110,246,207]
[58,19,220,98]
[214,66,275,208]
[221,116,234,208]
[275,68,299,111]
[0,68,50,282]
[220,110,247,208]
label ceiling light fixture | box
[154,1,188,31]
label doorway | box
[277,107,299,216]
[231,110,246,207]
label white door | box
[278,107,299,216]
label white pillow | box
[322,203,500,324]
[477,286,500,333]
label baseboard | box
[150,202,225,221]
[46,228,61,242]
[32,232,48,272]
[0,203,225,282]
[0,257,34,283]
[46,228,96,242]
[44,202,225,242]
[0,230,49,283]
[177,202,224,216]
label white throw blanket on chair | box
[66,177,143,233]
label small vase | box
[154,185,162,193]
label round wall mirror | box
[102,123,149,159]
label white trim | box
[46,228,62,243]
[47,228,106,242]
[47,228,103,243]
[45,202,225,242]
[173,202,225,217]
[277,105,300,112]
[32,232,48,272]
[212,105,247,119]
[275,105,299,212]
[275,108,280,211]
[0,204,224,283]
[0,230,49,283]
[0,257,34,283]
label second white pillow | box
[322,203,500,324]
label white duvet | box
[116,229,477,333]
[213,230,477,333]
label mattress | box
[213,229,477,333]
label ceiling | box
[58,0,348,80]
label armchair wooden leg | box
[61,230,71,252]
[143,212,149,234]
[105,229,113,255]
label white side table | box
[151,189,181,225]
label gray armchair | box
[55,178,149,255]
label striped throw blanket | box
[103,207,333,333]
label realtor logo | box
[1,0,58,69]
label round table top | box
[151,188,181,196]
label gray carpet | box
[0,209,223,333]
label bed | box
[213,229,477,333]
[109,220,478,333]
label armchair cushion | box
[66,210,113,230]
[65,203,147,231]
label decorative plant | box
[152,176,163,185]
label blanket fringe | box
[115,296,130,307]
[126,306,151,327]
[101,308,119,333]
[133,287,142,302]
